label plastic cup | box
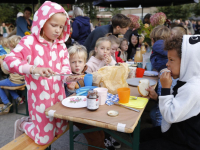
[146,62,152,71]
[136,68,145,77]
[128,67,137,78]
[137,62,143,68]
[94,88,108,105]
[84,74,93,86]
[117,87,130,104]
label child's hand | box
[66,76,84,83]
[160,72,172,88]
[67,82,76,91]
[33,67,54,77]
[146,86,158,100]
[104,54,112,65]
[0,59,3,65]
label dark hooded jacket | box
[71,16,91,45]
[150,40,168,72]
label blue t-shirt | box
[16,16,32,37]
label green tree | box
[0,3,32,24]
[75,2,98,20]
[157,4,193,20]
[104,7,124,16]
[192,3,200,16]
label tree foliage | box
[0,3,32,24]
[156,4,193,20]
[75,2,98,20]
[104,7,124,16]
[192,2,200,17]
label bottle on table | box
[141,43,146,54]
[134,47,143,68]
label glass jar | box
[141,43,146,54]
[134,47,143,63]
[87,90,99,111]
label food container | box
[87,90,99,111]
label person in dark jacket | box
[71,7,91,45]
[195,20,200,34]
[150,25,171,72]
[140,34,200,150]
[84,14,131,54]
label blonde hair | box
[68,43,87,63]
[0,38,8,47]
[89,37,111,58]
[8,35,22,48]
[150,25,171,42]
[105,33,120,45]
[172,26,188,36]
[73,7,84,18]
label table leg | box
[132,119,141,150]
[69,121,74,150]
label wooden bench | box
[0,85,29,116]
[0,125,69,150]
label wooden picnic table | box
[45,76,158,150]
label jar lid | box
[107,110,119,117]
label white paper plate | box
[144,71,158,76]
[126,78,157,87]
[62,96,87,108]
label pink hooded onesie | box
[3,1,71,145]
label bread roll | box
[160,68,171,73]
[138,79,149,96]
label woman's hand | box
[33,67,54,77]
[160,72,172,88]
[67,82,76,91]
[146,86,158,100]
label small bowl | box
[107,110,119,117]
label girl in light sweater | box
[86,37,116,73]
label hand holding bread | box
[146,86,158,100]
[160,72,172,88]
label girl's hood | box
[31,1,70,44]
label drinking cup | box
[84,74,93,86]
[117,87,130,103]
[128,67,137,78]
[94,88,108,105]
[146,62,152,71]
[136,68,145,77]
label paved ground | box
[0,99,154,150]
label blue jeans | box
[150,104,162,126]
[0,79,24,104]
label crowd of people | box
[0,1,200,150]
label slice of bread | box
[160,68,171,73]
[138,79,149,96]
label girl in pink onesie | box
[3,1,82,145]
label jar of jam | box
[87,90,99,111]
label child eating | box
[140,34,200,150]
[86,37,116,73]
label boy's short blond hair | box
[68,43,87,63]
[150,25,171,42]
[8,35,22,48]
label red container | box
[136,68,145,77]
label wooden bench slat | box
[0,85,26,90]
[0,125,69,150]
